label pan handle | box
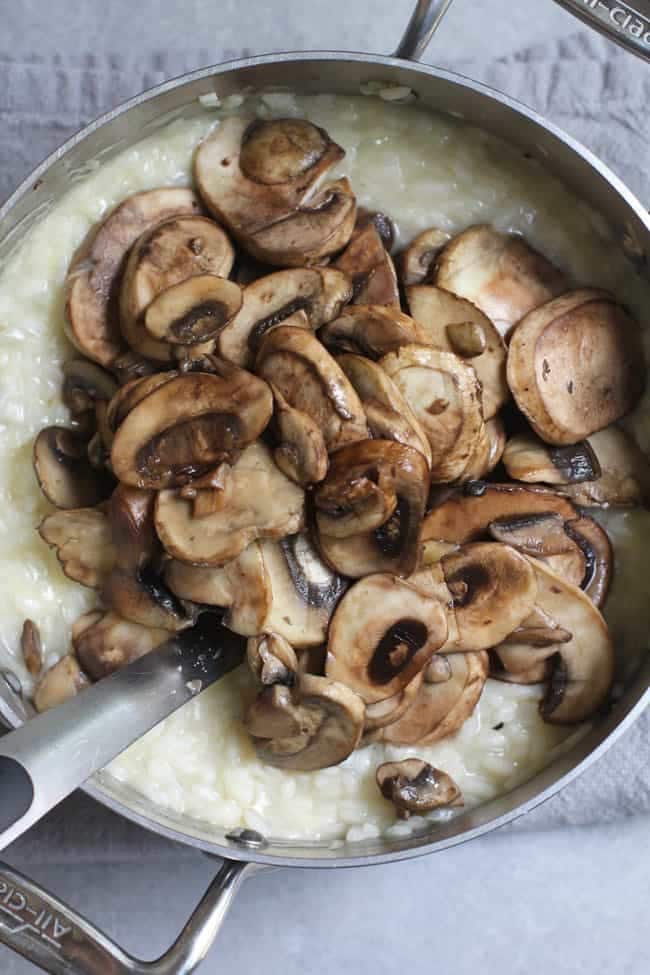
[0,856,259,975]
[394,0,455,60]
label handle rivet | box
[225,827,267,849]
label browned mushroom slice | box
[107,484,157,573]
[73,610,169,680]
[33,656,90,713]
[319,305,428,360]
[380,344,486,483]
[143,274,242,348]
[526,559,615,724]
[441,543,538,651]
[39,507,116,588]
[325,573,448,704]
[245,674,365,771]
[62,359,118,421]
[364,670,424,732]
[315,440,429,578]
[507,289,644,445]
[355,209,396,251]
[110,364,273,489]
[106,371,179,432]
[406,285,508,419]
[247,633,298,686]
[20,620,43,677]
[119,214,235,361]
[502,433,601,486]
[337,353,432,468]
[256,325,368,452]
[565,516,612,608]
[34,427,113,508]
[459,417,506,482]
[378,651,488,745]
[155,442,304,565]
[271,385,328,486]
[434,225,567,338]
[219,267,351,368]
[333,221,400,308]
[490,653,550,685]
[376,760,462,818]
[398,228,452,287]
[561,428,650,507]
[65,188,202,365]
[102,565,198,632]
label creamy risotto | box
[1,92,648,843]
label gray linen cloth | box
[0,35,648,856]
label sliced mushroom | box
[376,651,488,745]
[119,214,235,361]
[337,353,432,467]
[155,441,304,565]
[143,274,242,349]
[256,325,368,452]
[376,760,462,818]
[459,417,506,482]
[247,633,298,686]
[34,426,113,509]
[434,225,567,338]
[62,359,118,419]
[110,364,273,488]
[73,610,169,680]
[326,573,448,704]
[20,620,43,677]
[333,221,400,307]
[33,655,90,713]
[106,371,178,432]
[398,228,452,287]
[297,645,328,677]
[315,440,429,578]
[319,305,428,360]
[107,484,157,573]
[526,559,615,724]
[406,285,508,418]
[565,516,612,607]
[245,673,365,771]
[502,433,601,486]
[111,351,160,384]
[102,566,197,632]
[39,507,116,588]
[218,267,351,368]
[380,344,486,482]
[490,653,550,685]
[507,289,644,445]
[558,427,649,507]
[364,670,424,732]
[271,385,328,486]
[441,543,538,651]
[355,209,396,251]
[65,188,202,365]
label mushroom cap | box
[398,228,452,287]
[326,573,449,704]
[246,673,365,771]
[65,188,202,365]
[407,285,508,420]
[380,344,486,482]
[376,759,462,817]
[39,506,116,589]
[333,221,400,308]
[143,274,243,347]
[507,289,645,445]
[34,656,90,713]
[271,384,329,486]
[256,325,368,452]
[319,305,428,360]
[110,365,273,489]
[33,426,113,509]
[441,543,538,651]
[73,610,169,680]
[434,224,567,338]
[219,267,351,368]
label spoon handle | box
[0,620,244,851]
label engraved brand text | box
[576,0,650,46]
[0,877,71,950]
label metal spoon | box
[0,615,245,851]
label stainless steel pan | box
[0,2,648,972]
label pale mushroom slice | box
[398,228,452,287]
[120,214,235,361]
[314,440,430,578]
[337,353,432,468]
[247,633,299,686]
[507,289,645,445]
[110,363,273,489]
[434,225,567,338]
[380,344,486,482]
[33,656,90,713]
[459,417,506,482]
[245,674,365,771]
[325,573,448,705]
[526,559,615,724]
[256,325,368,452]
[406,285,508,418]
[502,432,601,486]
[39,507,116,589]
[218,267,352,368]
[21,620,43,677]
[34,427,113,509]
[143,275,243,348]
[155,442,304,566]
[376,760,462,818]
[319,306,428,360]
[271,385,329,486]
[490,654,550,685]
[108,484,157,573]
[73,610,170,680]
[377,651,488,745]
[494,604,572,681]
[364,670,425,733]
[65,188,202,365]
[441,543,538,651]
[333,220,400,308]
